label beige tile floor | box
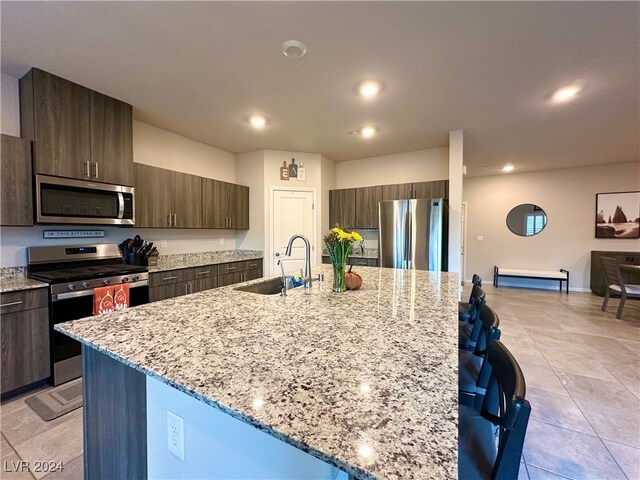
[1,286,638,480]
[481,285,640,480]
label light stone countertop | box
[322,248,379,260]
[0,267,49,294]
[148,250,263,273]
[56,265,459,479]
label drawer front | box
[243,259,262,272]
[217,261,243,275]
[194,266,215,279]
[218,272,244,287]
[150,269,194,286]
[349,257,370,267]
[1,307,50,394]
[0,288,48,314]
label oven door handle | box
[52,280,149,302]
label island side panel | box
[146,376,345,479]
[83,346,147,479]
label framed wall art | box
[595,191,640,239]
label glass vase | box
[332,261,346,293]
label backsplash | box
[0,266,26,278]
[0,226,238,267]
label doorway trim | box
[268,186,318,277]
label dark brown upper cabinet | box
[20,68,133,185]
[136,164,246,230]
[1,135,33,226]
[382,183,412,201]
[330,180,450,230]
[203,178,249,229]
[90,91,133,185]
[412,180,449,199]
[355,186,382,229]
[134,164,202,228]
[329,188,356,228]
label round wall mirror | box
[506,204,547,237]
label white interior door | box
[272,189,315,277]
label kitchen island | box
[56,265,459,479]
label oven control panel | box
[51,272,149,296]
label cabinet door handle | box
[226,265,236,271]
[94,162,99,179]
[167,214,172,226]
[197,271,210,275]
[249,263,257,268]
[86,161,91,178]
[162,276,178,281]
[173,213,177,227]
[0,300,23,308]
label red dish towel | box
[93,286,115,315]
[113,284,130,311]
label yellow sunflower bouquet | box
[323,225,363,292]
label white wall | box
[334,147,449,189]
[236,150,266,252]
[320,154,336,233]
[133,121,235,182]
[1,73,20,136]
[463,161,640,291]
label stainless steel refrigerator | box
[378,198,448,271]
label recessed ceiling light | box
[282,40,307,59]
[359,81,381,98]
[502,164,514,172]
[248,115,267,129]
[360,126,378,138]
[552,85,581,102]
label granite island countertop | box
[56,265,459,479]
[148,250,263,273]
[0,267,49,293]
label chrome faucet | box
[285,234,312,287]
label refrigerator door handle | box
[404,211,412,269]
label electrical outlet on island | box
[220,237,224,245]
[160,239,167,248]
[167,410,184,460]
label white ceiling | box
[1,1,638,176]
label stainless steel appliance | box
[35,174,135,225]
[378,198,448,271]
[28,244,149,385]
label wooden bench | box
[494,266,569,294]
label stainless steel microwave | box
[35,174,135,225]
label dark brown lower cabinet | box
[218,272,244,287]
[149,282,190,302]
[194,276,217,293]
[1,289,50,394]
[149,260,263,302]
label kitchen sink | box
[234,277,285,295]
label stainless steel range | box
[28,244,149,385]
